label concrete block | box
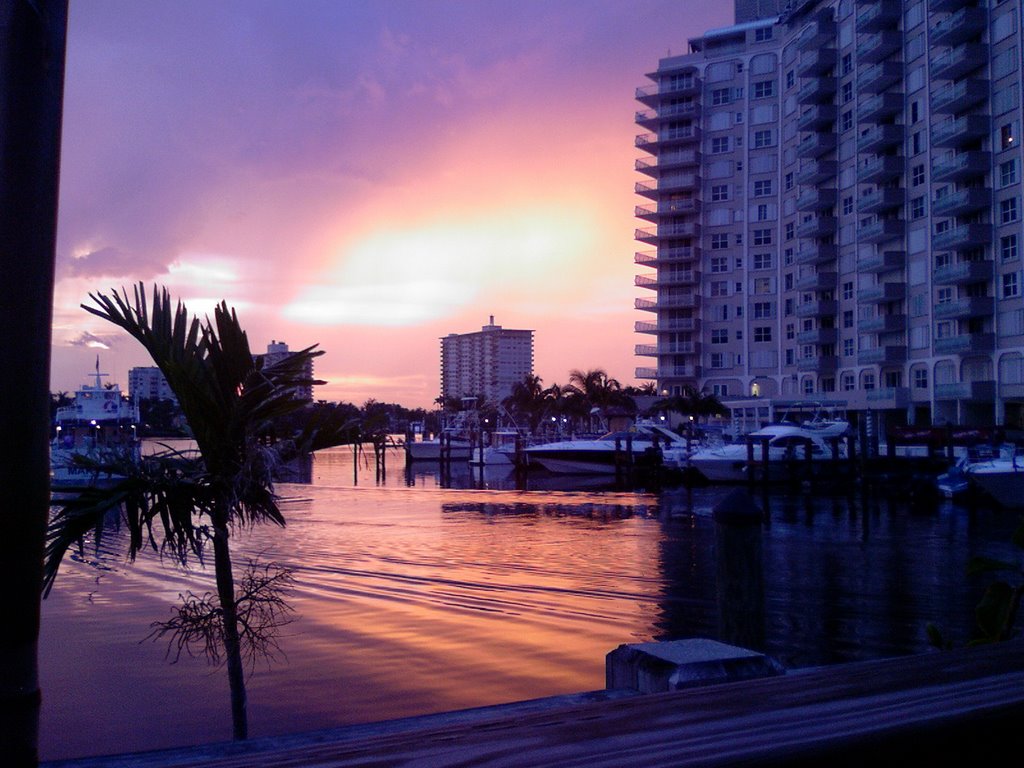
[606,638,785,694]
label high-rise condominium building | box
[261,340,315,402]
[440,317,534,405]
[635,0,1024,428]
[129,366,177,404]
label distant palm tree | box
[567,368,634,431]
[503,374,546,433]
[44,284,354,741]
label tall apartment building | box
[635,0,1024,428]
[261,340,315,402]
[440,317,534,405]
[129,366,177,404]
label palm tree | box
[567,368,634,431]
[502,374,546,433]
[43,284,354,741]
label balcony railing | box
[858,61,903,93]
[932,114,990,149]
[858,187,903,214]
[857,155,904,184]
[797,355,839,373]
[932,80,988,114]
[931,187,991,217]
[931,6,987,47]
[796,15,837,51]
[797,132,838,159]
[795,271,838,292]
[857,124,903,154]
[857,282,907,303]
[858,218,905,243]
[796,327,838,345]
[856,249,905,274]
[856,30,902,63]
[796,160,838,185]
[930,44,989,81]
[856,0,901,33]
[797,48,837,77]
[795,243,838,266]
[934,333,995,355]
[932,151,991,183]
[858,92,903,122]
[857,346,908,365]
[858,314,906,333]
[934,380,997,400]
[796,187,837,211]
[933,259,993,286]
[933,296,994,319]
[795,299,838,318]
[932,223,991,252]
[634,317,698,334]
[797,76,836,104]
[796,215,837,238]
[796,104,837,131]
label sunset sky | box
[52,0,732,408]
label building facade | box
[129,366,177,404]
[261,340,315,402]
[440,317,534,405]
[635,0,1024,428]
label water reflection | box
[37,442,1019,761]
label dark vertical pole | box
[0,3,68,765]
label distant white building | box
[129,366,177,404]
[440,317,534,405]
[260,340,315,402]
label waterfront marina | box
[39,444,1020,761]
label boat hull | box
[966,465,1024,508]
[406,440,471,461]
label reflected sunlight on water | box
[39,443,1018,760]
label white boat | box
[469,428,527,467]
[525,423,691,475]
[405,434,472,461]
[51,361,141,486]
[962,446,1024,508]
[680,421,849,483]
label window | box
[754,26,773,42]
[785,222,794,241]
[842,373,855,391]
[735,111,744,124]
[711,328,728,343]
[756,204,770,221]
[714,305,729,321]
[841,53,852,75]
[711,136,730,154]
[1002,160,1018,187]
[710,280,729,296]
[863,373,875,391]
[753,179,773,197]
[735,233,744,246]
[753,276,772,294]
[911,196,925,219]
[1002,122,1017,150]
[912,164,925,186]
[753,129,773,148]
[1003,234,1019,261]
[753,80,775,98]
[711,383,729,396]
[784,172,794,191]
[785,323,794,339]
[841,81,853,103]
[711,88,731,106]
[841,110,853,132]
[1004,271,1020,298]
[784,272,793,290]
[802,378,815,395]
[753,229,772,245]
[914,368,928,389]
[842,281,854,300]
[1002,197,1019,224]
[710,353,725,369]
[843,310,853,328]
[711,233,729,249]
[910,100,920,123]
[753,252,773,270]
[937,286,953,304]
[843,338,854,357]
[711,184,729,201]
[786,348,795,365]
[786,70,795,88]
[753,301,772,318]
[710,255,728,273]
[842,196,854,215]
[754,326,772,342]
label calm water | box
[39,445,1020,760]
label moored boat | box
[525,422,690,474]
[962,445,1024,508]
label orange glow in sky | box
[52,1,732,408]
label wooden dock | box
[43,639,1024,767]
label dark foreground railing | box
[44,639,1024,767]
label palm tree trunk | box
[211,521,248,740]
[0,3,68,766]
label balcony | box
[635,149,701,177]
[797,104,837,131]
[634,246,699,266]
[796,187,837,212]
[856,31,902,63]
[797,160,838,185]
[797,48,837,77]
[931,6,987,47]
[858,92,903,123]
[931,44,989,81]
[857,124,903,154]
[635,199,701,220]
[635,101,699,128]
[635,126,701,150]
[856,249,905,274]
[635,344,658,357]
[858,155,904,184]
[934,333,996,355]
[635,173,701,199]
[932,114,990,149]
[795,299,838,318]
[635,318,699,334]
[932,151,991,183]
[795,271,838,292]
[796,242,838,266]
[635,74,699,105]
[858,314,907,333]
[637,364,701,379]
[932,187,991,217]
[933,259,994,286]
[634,271,699,289]
[796,215,837,238]
[796,132,838,159]
[933,296,994,319]
[932,223,991,251]
[797,76,836,105]
[858,218,905,243]
[635,341,699,357]
[636,367,658,380]
[857,346,908,365]
[634,293,701,311]
[934,380,997,400]
[797,355,839,373]
[858,61,903,94]
[634,222,700,244]
[796,15,837,51]
[796,327,838,345]
[856,0,901,33]
[932,80,988,114]
[858,282,907,303]
[929,0,966,12]
[858,187,903,214]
